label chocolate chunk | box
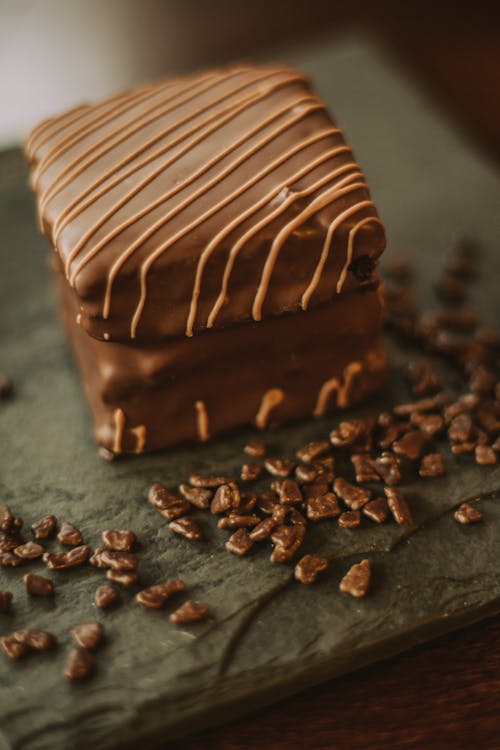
[373,452,402,486]
[302,482,330,500]
[286,507,307,527]
[363,497,389,524]
[248,517,275,542]
[240,462,261,481]
[443,394,479,423]
[296,440,330,463]
[211,482,240,514]
[404,360,443,395]
[469,366,496,396]
[270,525,305,563]
[94,584,120,609]
[351,454,379,483]
[71,621,104,650]
[410,412,444,438]
[475,445,497,465]
[57,522,83,546]
[237,493,257,514]
[295,464,321,484]
[31,514,57,540]
[264,458,295,478]
[454,502,483,524]
[392,429,428,460]
[451,442,476,455]
[189,474,232,488]
[0,552,23,567]
[275,479,303,506]
[179,483,212,509]
[384,487,413,527]
[243,440,266,457]
[448,413,474,443]
[14,629,57,651]
[0,505,20,533]
[90,548,138,571]
[170,600,209,624]
[14,541,44,560]
[43,545,90,570]
[65,648,96,681]
[225,528,254,556]
[135,580,186,609]
[218,514,260,530]
[0,374,13,399]
[329,418,374,450]
[271,504,286,524]
[338,511,361,528]
[148,483,190,520]
[333,477,371,510]
[256,491,279,515]
[168,517,203,541]
[2,635,30,660]
[393,394,447,416]
[24,573,54,597]
[419,453,446,478]
[106,569,138,587]
[340,559,371,597]
[294,555,328,584]
[0,591,13,613]
[271,525,298,550]
[0,531,21,553]
[306,492,341,522]
[101,529,136,551]
[98,446,116,461]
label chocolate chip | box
[0,531,21,553]
[443,394,479,423]
[31,514,57,540]
[275,479,303,506]
[294,464,321,483]
[392,429,428,460]
[14,629,57,651]
[0,374,13,399]
[148,483,190,520]
[270,525,305,563]
[329,418,374,450]
[90,548,138,571]
[393,394,448,416]
[333,478,371,510]
[211,482,240,514]
[14,541,44,560]
[306,492,341,522]
[225,528,254,556]
[405,360,443,395]
[474,445,497,465]
[24,573,54,596]
[57,522,83,546]
[340,559,371,597]
[101,529,136,551]
[65,648,96,681]
[94,584,120,609]
[189,474,232,488]
[373,452,402,486]
[419,453,446,478]
[271,525,298,549]
[264,458,295,478]
[170,600,209,624]
[338,511,361,528]
[492,437,500,452]
[363,497,389,524]
[296,440,330,463]
[454,502,483,524]
[351,454,379,483]
[302,482,330,500]
[71,622,104,650]
[106,569,138,586]
[237,493,257,513]
[0,552,23,567]
[179,483,212,509]
[135,580,186,609]
[469,367,496,397]
[168,517,203,541]
[0,591,13,613]
[410,412,444,438]
[257,491,279,515]
[451,442,476,455]
[240,463,261,481]
[294,555,328,584]
[384,487,413,527]
[0,505,20,533]
[249,517,276,541]
[43,545,90,570]
[218,514,260,530]
[243,440,266,457]
[2,635,30,660]
[448,413,474,443]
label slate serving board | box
[0,40,499,750]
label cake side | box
[27,64,385,343]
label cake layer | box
[58,273,388,453]
[28,64,385,342]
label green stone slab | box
[0,41,499,750]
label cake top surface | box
[26,63,385,341]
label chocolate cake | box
[25,64,388,453]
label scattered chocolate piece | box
[264,458,295,478]
[475,445,497,465]
[257,491,279,515]
[237,493,257,514]
[0,532,21,553]
[14,629,57,651]
[249,518,276,542]
[148,483,190,520]
[294,555,328,584]
[392,429,428,460]
[71,622,104,650]
[393,394,447,416]
[373,452,402,486]
[435,273,466,303]
[225,528,254,556]
[410,412,444,438]
[170,600,208,624]
[98,446,115,461]
[14,541,44,560]
[405,360,442,395]
[384,487,413,527]
[65,648,96,681]
[211,482,240,514]
[339,559,371,598]
[270,526,305,563]
[94,584,120,609]
[135,580,186,609]
[338,511,361,529]
[0,591,13,613]
[0,552,23,567]
[271,525,298,549]
[492,436,500,452]
[276,479,303,506]
[419,453,446,478]
[2,635,30,660]
[57,522,84,546]
[218,514,260,530]
[179,483,212,509]
[0,374,13,399]
[363,497,389,524]
[101,529,136,552]
[296,440,330,463]
[329,418,374,451]
[0,505,19,533]
[443,394,479,423]
[454,502,483,524]
[189,474,232,488]
[351,454,379,483]
[451,442,476,455]
[168,517,203,541]
[243,440,266,457]
[448,413,474,443]
[333,478,371,510]
[24,573,54,597]
[240,462,261,481]
[43,545,90,570]
[306,492,341,522]
[287,507,307,527]
[271,504,286,524]
[469,366,496,396]
[31,514,57,540]
[106,569,139,586]
[294,464,321,483]
[301,482,330,500]
[90,548,138,571]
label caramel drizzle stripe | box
[252,182,371,321]
[56,69,302,253]
[189,154,360,335]
[25,106,89,161]
[255,389,284,428]
[128,101,328,338]
[313,361,362,417]
[195,401,210,441]
[33,77,183,187]
[205,158,360,331]
[112,408,126,453]
[336,216,385,294]
[130,425,147,453]
[71,90,317,292]
[37,70,233,217]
